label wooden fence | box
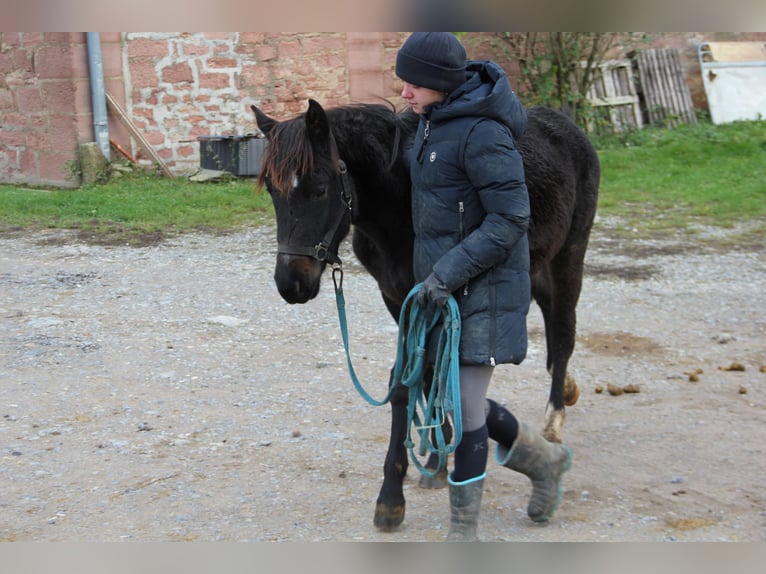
[586,48,698,132]
[633,48,698,128]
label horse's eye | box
[315,186,328,199]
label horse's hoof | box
[564,374,580,406]
[418,469,448,490]
[373,502,405,531]
[543,429,562,443]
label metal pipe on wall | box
[86,32,110,159]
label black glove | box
[417,272,451,309]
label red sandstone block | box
[101,43,123,78]
[2,112,28,129]
[74,116,93,144]
[38,45,89,80]
[30,115,47,130]
[42,81,76,113]
[238,33,267,45]
[256,45,278,62]
[130,60,160,89]
[188,125,210,139]
[0,130,27,147]
[203,33,230,41]
[301,35,346,54]
[39,150,76,183]
[129,39,171,59]
[162,63,193,84]
[100,33,122,43]
[3,33,21,47]
[5,69,36,88]
[208,57,237,69]
[20,148,38,175]
[348,49,381,71]
[143,131,165,146]
[0,53,13,76]
[73,80,92,114]
[43,33,84,44]
[130,107,155,122]
[13,50,34,73]
[0,88,13,110]
[177,145,195,158]
[277,40,303,58]
[20,33,45,46]
[182,42,212,57]
[47,114,76,145]
[199,72,231,90]
[15,86,44,113]
[25,130,50,151]
[239,65,271,87]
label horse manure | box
[760,365,766,373]
[684,368,704,382]
[603,383,640,396]
[738,386,748,394]
[595,384,604,394]
[719,362,746,372]
[607,383,624,396]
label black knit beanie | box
[396,32,467,93]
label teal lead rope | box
[333,267,462,478]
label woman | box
[395,32,572,541]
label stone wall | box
[0,31,410,186]
[2,31,764,188]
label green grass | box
[1,118,764,244]
[0,168,273,243]
[593,118,766,233]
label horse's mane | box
[258,102,418,194]
[257,114,314,192]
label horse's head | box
[252,99,353,304]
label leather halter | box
[276,131,353,266]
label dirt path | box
[1,221,764,541]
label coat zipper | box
[416,120,431,164]
[489,270,497,366]
[458,201,469,296]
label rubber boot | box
[446,472,485,542]
[496,422,572,522]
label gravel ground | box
[1,219,764,542]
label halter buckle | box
[313,243,330,261]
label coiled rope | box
[333,269,462,478]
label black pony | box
[252,99,599,530]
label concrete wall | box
[2,31,764,188]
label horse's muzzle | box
[273,254,323,304]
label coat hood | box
[427,60,527,141]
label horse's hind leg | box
[533,254,583,444]
[374,375,409,531]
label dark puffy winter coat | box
[410,60,531,366]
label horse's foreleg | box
[417,366,450,489]
[374,380,409,531]
[418,421,451,489]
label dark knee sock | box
[452,425,489,483]
[486,399,519,449]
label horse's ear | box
[305,99,331,146]
[251,104,277,136]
